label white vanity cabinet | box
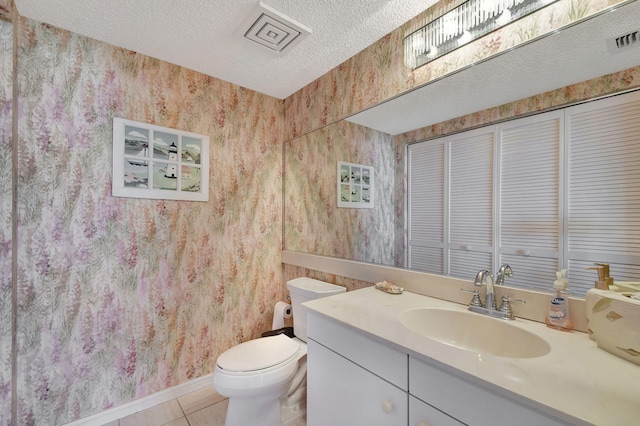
[307,311,464,426]
[409,396,464,426]
[306,309,573,426]
[306,310,408,425]
[307,340,408,425]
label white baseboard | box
[64,373,215,426]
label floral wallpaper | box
[0,0,9,18]
[3,0,640,424]
[284,120,398,266]
[1,17,13,426]
[11,16,284,424]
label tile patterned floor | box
[107,386,305,426]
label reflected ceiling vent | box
[236,2,311,54]
[607,29,639,53]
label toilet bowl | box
[213,277,345,426]
[214,334,306,425]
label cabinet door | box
[307,339,407,426]
[409,396,464,426]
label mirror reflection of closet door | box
[497,111,563,292]
[448,128,495,279]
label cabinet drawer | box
[307,310,407,389]
[409,356,570,426]
[409,396,464,426]
[308,339,408,426]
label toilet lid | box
[217,334,300,372]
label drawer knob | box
[381,399,394,414]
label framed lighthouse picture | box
[112,118,210,201]
[337,161,374,208]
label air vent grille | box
[245,13,300,52]
[607,30,640,53]
[236,2,311,54]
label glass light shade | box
[404,0,559,69]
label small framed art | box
[337,161,374,208]
[112,118,210,201]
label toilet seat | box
[214,335,304,399]
[217,334,301,372]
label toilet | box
[213,277,346,426]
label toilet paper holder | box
[262,300,293,338]
[271,300,293,329]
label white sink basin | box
[399,308,550,359]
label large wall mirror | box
[285,120,402,267]
[284,2,640,298]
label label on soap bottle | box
[549,296,567,321]
[547,294,572,330]
[549,307,566,321]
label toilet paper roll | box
[272,301,292,330]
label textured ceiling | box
[13,0,437,99]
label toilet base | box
[281,387,306,425]
[223,390,307,426]
[224,393,282,426]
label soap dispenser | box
[545,271,573,331]
[587,263,614,290]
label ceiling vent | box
[236,2,311,54]
[607,29,640,53]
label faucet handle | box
[504,295,526,304]
[498,294,526,316]
[460,288,483,307]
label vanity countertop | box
[303,286,640,426]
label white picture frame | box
[112,118,210,202]
[337,161,374,208]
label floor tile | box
[177,386,225,415]
[161,417,189,426]
[186,399,228,426]
[119,400,184,426]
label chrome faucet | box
[473,270,495,309]
[461,266,524,320]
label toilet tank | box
[287,277,345,342]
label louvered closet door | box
[448,129,494,279]
[566,90,640,296]
[498,111,562,291]
[408,140,445,273]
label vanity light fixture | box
[403,0,558,69]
